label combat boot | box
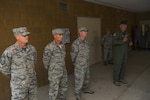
[108,60,113,64]
[120,80,128,84]
[113,81,121,86]
[75,93,81,100]
[104,61,108,66]
[82,88,94,94]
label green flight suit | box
[113,30,132,82]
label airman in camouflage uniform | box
[134,25,142,49]
[102,28,113,65]
[0,27,38,100]
[70,27,94,100]
[43,28,68,100]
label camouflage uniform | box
[102,34,113,64]
[134,27,142,48]
[70,37,90,94]
[43,40,68,100]
[0,42,37,100]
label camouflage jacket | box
[102,34,112,49]
[0,42,37,82]
[70,37,90,67]
[43,40,66,79]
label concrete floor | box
[38,50,150,100]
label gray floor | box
[38,50,150,100]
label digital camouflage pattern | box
[13,27,30,36]
[43,40,68,100]
[70,37,90,94]
[102,34,113,63]
[0,42,37,100]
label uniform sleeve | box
[0,49,11,78]
[70,41,78,63]
[43,45,51,70]
[34,49,37,65]
[113,33,124,45]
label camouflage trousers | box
[134,38,141,48]
[48,69,68,100]
[74,65,89,94]
[10,78,38,100]
[104,48,112,62]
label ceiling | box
[84,0,150,13]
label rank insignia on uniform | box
[113,33,116,36]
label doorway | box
[77,17,101,65]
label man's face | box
[120,24,127,32]
[15,34,29,44]
[80,31,88,39]
[54,34,63,42]
[106,31,110,35]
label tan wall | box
[0,0,136,99]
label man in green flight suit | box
[113,20,133,86]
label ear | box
[79,32,82,35]
[119,24,122,27]
[15,35,20,40]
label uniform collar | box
[14,42,29,51]
[119,30,127,33]
[52,40,63,47]
[78,37,86,43]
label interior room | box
[0,0,150,100]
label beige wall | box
[0,0,136,99]
[77,17,101,64]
